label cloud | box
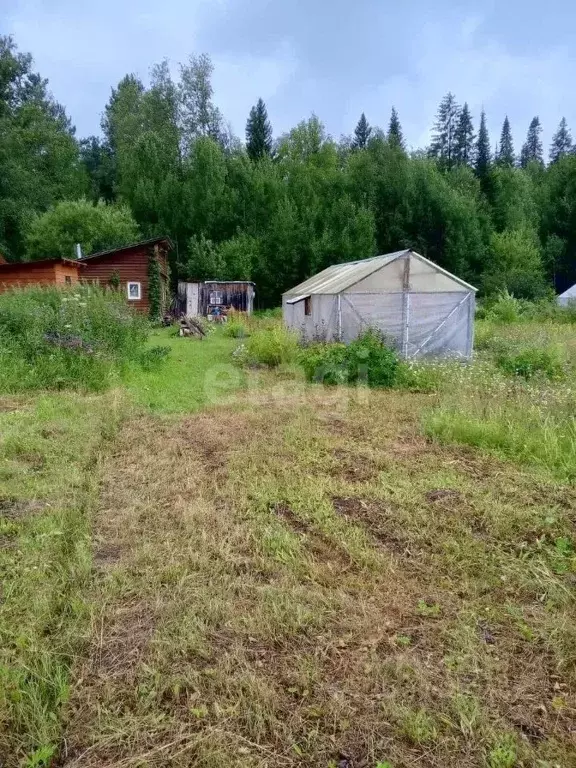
[4,0,576,153]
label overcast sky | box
[4,0,576,154]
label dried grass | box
[59,391,576,768]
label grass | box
[2,310,576,766]
[55,390,576,767]
[123,327,246,414]
[0,391,123,763]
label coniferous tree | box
[549,117,572,163]
[429,92,460,168]
[388,107,404,149]
[246,97,273,160]
[497,116,515,166]
[453,102,475,165]
[520,116,543,167]
[475,109,491,179]
[352,112,372,150]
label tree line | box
[1,35,576,305]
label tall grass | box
[424,318,576,479]
[0,286,149,393]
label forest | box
[1,34,575,305]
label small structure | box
[283,249,477,358]
[557,284,576,306]
[81,237,172,314]
[177,281,255,317]
[0,257,85,292]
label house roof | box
[82,236,173,261]
[283,250,477,296]
[558,284,576,299]
[0,257,85,271]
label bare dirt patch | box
[0,497,49,518]
[330,448,380,482]
[332,496,412,555]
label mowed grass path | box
[61,384,576,767]
[2,328,575,767]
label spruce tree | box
[246,98,273,160]
[475,109,491,179]
[352,112,372,150]
[388,107,404,149]
[453,102,475,165]
[497,116,515,166]
[429,92,460,168]
[549,117,572,163]
[520,116,543,167]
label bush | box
[0,286,150,392]
[299,330,400,388]
[495,346,565,380]
[224,320,247,338]
[244,326,299,367]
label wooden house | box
[81,237,172,314]
[0,257,85,292]
[177,281,255,317]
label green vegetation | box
[25,199,139,261]
[0,392,122,762]
[0,286,148,392]
[241,325,299,367]
[1,305,576,766]
[3,35,576,308]
[299,330,400,387]
[123,327,245,413]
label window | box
[209,291,223,305]
[127,282,141,300]
[64,276,72,285]
[304,296,312,316]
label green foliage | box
[487,734,517,768]
[246,98,273,160]
[147,250,163,321]
[482,229,547,299]
[224,320,247,338]
[3,34,576,312]
[495,345,565,380]
[0,286,149,392]
[25,199,139,261]
[0,36,87,260]
[352,112,372,150]
[182,233,225,280]
[244,326,299,367]
[299,330,400,388]
[137,344,171,371]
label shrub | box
[0,286,150,392]
[483,290,524,324]
[244,326,299,367]
[495,346,565,380]
[299,330,400,388]
[224,320,247,338]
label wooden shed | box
[177,281,255,317]
[0,257,85,292]
[81,237,172,314]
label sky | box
[4,0,576,154]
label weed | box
[0,285,149,392]
[244,325,299,367]
[224,319,248,338]
[417,598,441,617]
[495,345,565,380]
[399,708,438,745]
[487,734,517,768]
[299,330,400,387]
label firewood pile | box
[178,316,206,339]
